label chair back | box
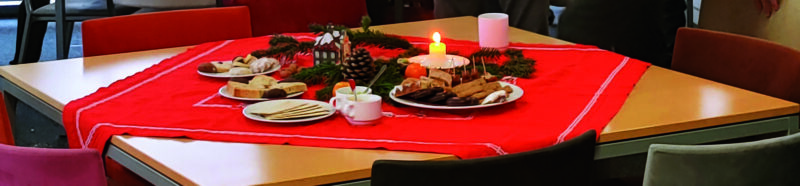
[643,132,800,186]
[557,0,686,67]
[81,6,252,57]
[371,130,597,186]
[225,0,367,36]
[672,27,800,103]
[0,144,106,186]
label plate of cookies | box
[219,75,307,101]
[243,99,335,123]
[390,70,523,110]
[197,55,281,78]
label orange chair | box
[81,6,252,57]
[672,28,800,103]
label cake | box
[211,61,233,73]
[249,75,277,89]
[197,63,216,73]
[228,67,252,75]
[250,57,279,73]
[271,82,307,94]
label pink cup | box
[478,13,510,48]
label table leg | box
[107,145,180,186]
[789,115,799,135]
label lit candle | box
[428,32,447,68]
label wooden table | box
[1,17,797,185]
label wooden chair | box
[371,130,597,186]
[17,0,138,62]
[643,132,800,186]
[672,27,800,103]
[81,6,252,57]
[0,143,107,185]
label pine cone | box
[341,48,375,81]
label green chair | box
[643,132,800,186]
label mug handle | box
[342,103,356,118]
[329,97,339,110]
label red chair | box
[0,94,13,145]
[225,0,367,36]
[0,144,106,185]
[672,28,800,103]
[81,6,253,57]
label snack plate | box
[243,99,335,123]
[197,61,281,78]
[389,81,523,110]
[408,55,470,69]
[219,85,304,101]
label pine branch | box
[469,48,503,61]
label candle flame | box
[433,32,441,43]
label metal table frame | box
[3,75,799,185]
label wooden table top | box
[1,17,797,185]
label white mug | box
[478,13,510,48]
[330,86,372,109]
[329,94,382,126]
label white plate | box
[408,54,470,69]
[219,85,304,101]
[389,81,524,110]
[243,100,335,123]
[197,61,281,78]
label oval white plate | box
[197,61,281,78]
[408,54,470,69]
[243,99,335,123]
[389,81,524,110]
[219,85,304,101]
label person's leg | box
[11,0,48,64]
[498,0,551,35]
[433,0,501,18]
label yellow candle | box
[428,32,447,67]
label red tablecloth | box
[63,33,649,159]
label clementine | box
[332,81,350,97]
[405,63,427,78]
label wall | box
[699,0,800,50]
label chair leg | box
[55,0,67,60]
[17,14,33,64]
[63,22,75,58]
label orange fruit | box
[405,63,427,78]
[332,81,350,97]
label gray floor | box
[1,17,79,147]
[0,18,83,66]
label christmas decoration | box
[313,24,346,65]
[341,48,376,81]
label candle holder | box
[409,54,470,69]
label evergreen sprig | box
[397,47,425,58]
[309,23,349,34]
[349,30,412,49]
[251,35,314,60]
[268,35,299,46]
[469,48,503,61]
[291,62,341,85]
